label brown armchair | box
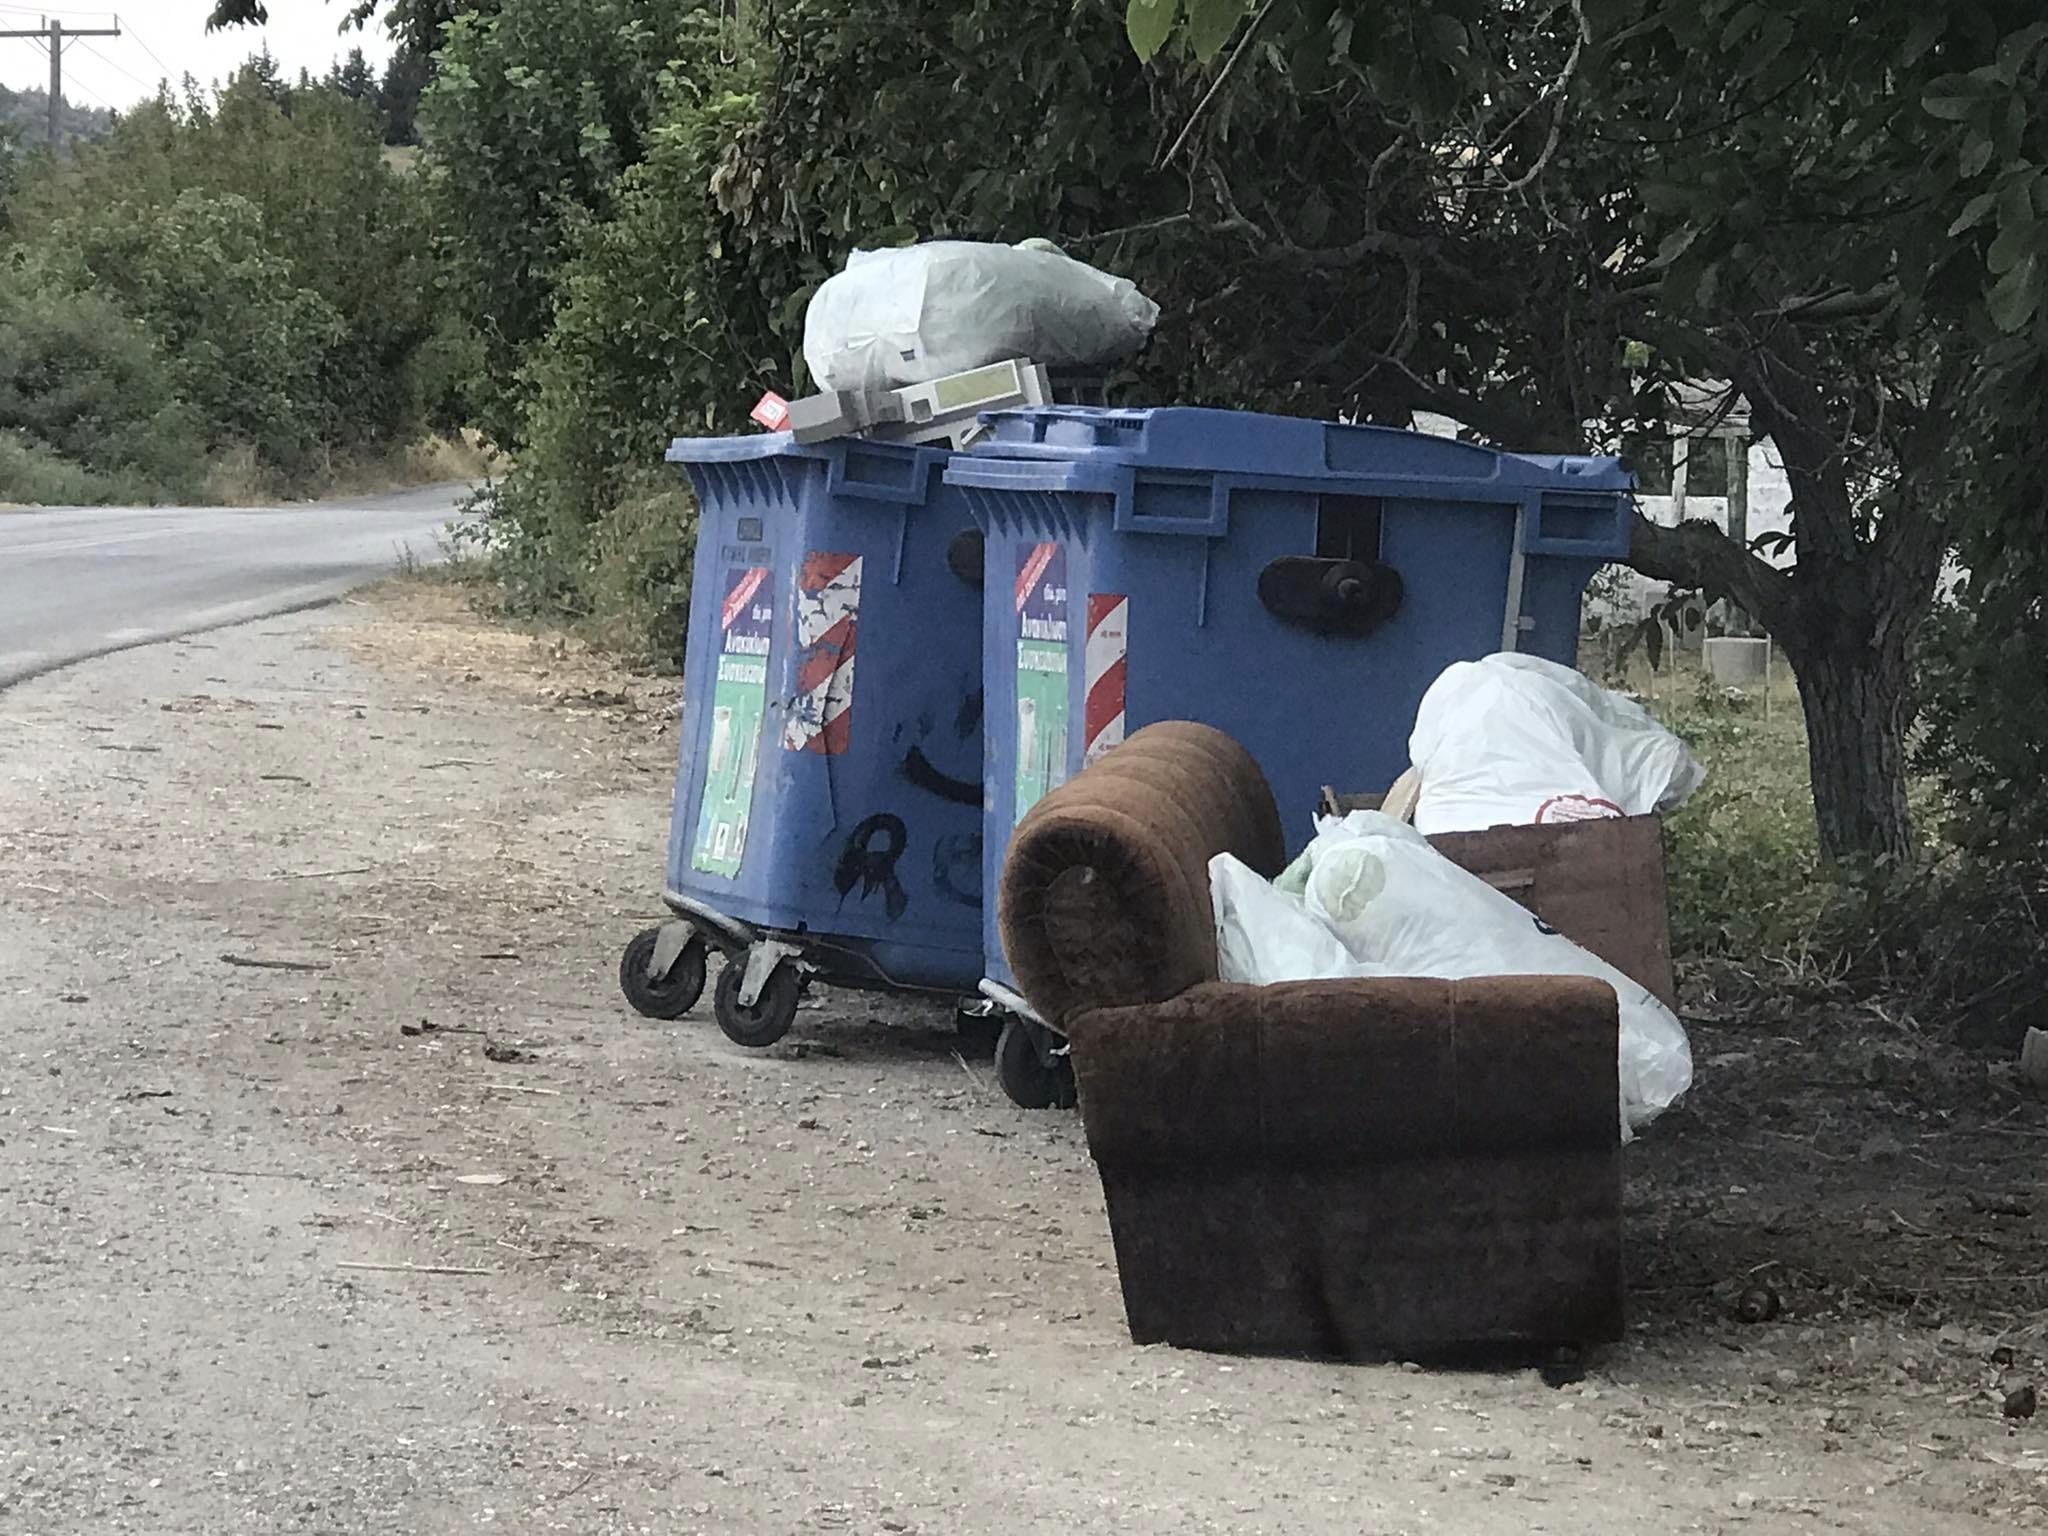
[999,721,1625,1359]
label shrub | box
[0,271,208,496]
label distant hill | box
[0,83,116,151]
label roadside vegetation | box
[0,60,480,508]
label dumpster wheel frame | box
[713,959,803,1048]
[618,925,709,1019]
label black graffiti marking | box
[903,745,981,807]
[834,812,910,921]
[931,831,983,909]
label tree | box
[208,1,485,55]
[0,114,17,230]
[377,44,432,146]
[420,0,708,439]
[1118,0,2048,865]
[4,60,460,477]
[329,47,378,105]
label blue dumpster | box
[617,432,987,1048]
[942,406,1631,1088]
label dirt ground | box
[5,582,2048,1535]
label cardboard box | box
[1318,793,1677,1012]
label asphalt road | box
[0,485,472,690]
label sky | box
[0,2,394,112]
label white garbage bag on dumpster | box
[802,241,1160,393]
[1297,810,1692,1137]
[1408,652,1705,835]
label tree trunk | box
[1783,629,1916,864]
[1627,502,1932,866]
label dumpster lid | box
[968,405,1631,493]
[665,430,946,470]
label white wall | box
[1407,412,1798,627]
[1593,438,1796,625]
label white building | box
[1413,393,1796,629]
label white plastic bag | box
[1408,652,1704,835]
[1298,811,1692,1137]
[802,241,1160,393]
[1212,853,1387,986]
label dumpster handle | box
[1255,556,1405,637]
[1500,503,1530,652]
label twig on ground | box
[485,1082,561,1097]
[544,1468,598,1504]
[220,952,332,972]
[265,866,374,881]
[184,1165,321,1180]
[336,1260,496,1276]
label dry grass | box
[343,579,677,723]
[200,431,510,507]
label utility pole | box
[0,16,123,150]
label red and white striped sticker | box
[785,552,862,755]
[720,567,768,632]
[1083,593,1128,765]
[1015,542,1057,613]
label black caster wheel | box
[713,960,801,1048]
[618,926,708,1019]
[995,1014,1076,1110]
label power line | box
[77,37,152,95]
[120,17,175,82]
[62,69,112,110]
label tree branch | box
[1489,0,1589,196]
[1157,0,1278,170]
[1627,512,1801,641]
[1772,284,1899,324]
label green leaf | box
[2001,175,2037,232]
[1903,12,1945,65]
[1924,73,1995,121]
[1987,215,2038,276]
[1960,135,1996,179]
[1988,253,2040,332]
[1185,0,1248,63]
[1951,190,1998,237]
[1651,226,1700,268]
[1996,20,2048,82]
[1126,0,1181,62]
[1718,2,1763,50]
